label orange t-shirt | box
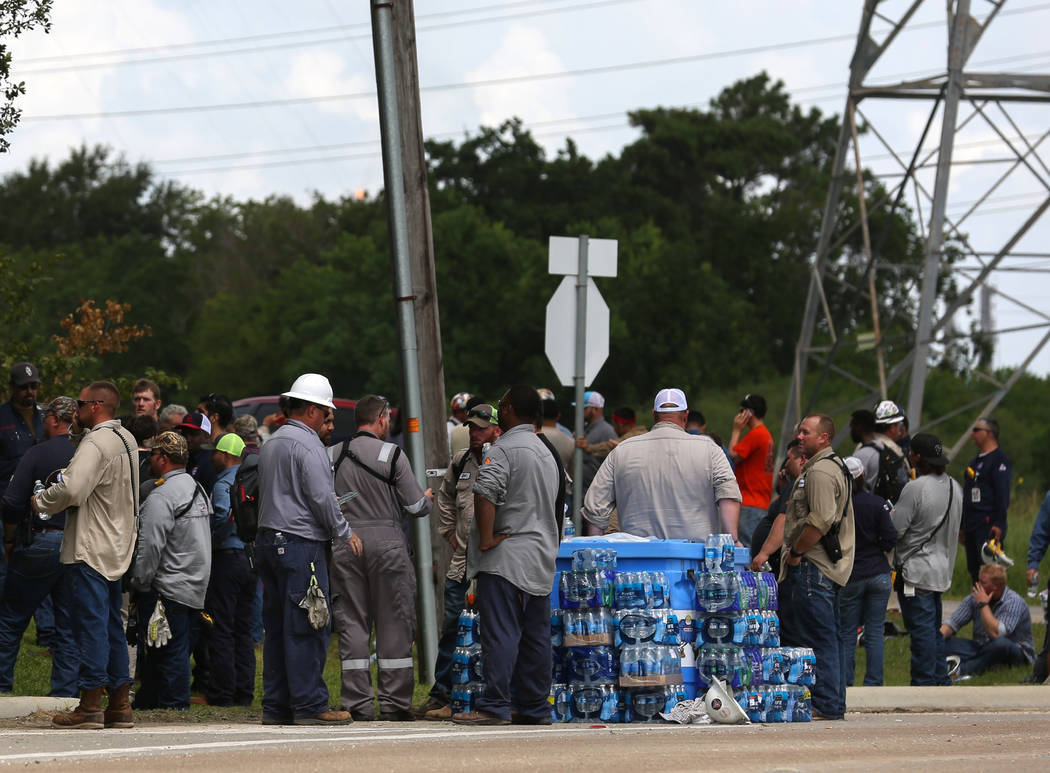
[732,423,774,509]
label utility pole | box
[371,0,443,684]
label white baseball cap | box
[843,456,865,480]
[653,387,688,412]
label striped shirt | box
[945,587,1035,663]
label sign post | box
[545,235,617,533]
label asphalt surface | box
[1,712,1049,771]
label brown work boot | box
[52,687,104,730]
[293,708,353,725]
[104,683,134,729]
[424,704,452,721]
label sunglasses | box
[77,399,103,408]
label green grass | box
[6,620,432,721]
[850,621,1045,686]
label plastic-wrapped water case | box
[456,608,480,647]
[619,644,683,687]
[566,645,618,684]
[695,572,743,613]
[450,681,484,715]
[761,648,789,684]
[623,685,685,723]
[563,609,615,647]
[699,612,747,646]
[787,648,816,686]
[568,682,621,723]
[451,643,484,685]
[761,684,791,722]
[696,645,750,690]
[614,609,682,647]
[559,570,612,609]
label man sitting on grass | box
[940,564,1035,678]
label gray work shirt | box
[468,424,560,597]
[258,418,350,542]
[328,432,430,531]
[130,468,213,609]
[581,417,617,493]
[582,422,741,540]
[891,472,963,592]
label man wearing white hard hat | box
[867,400,911,504]
[255,373,362,726]
[582,387,741,541]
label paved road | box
[2,712,1048,771]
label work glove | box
[299,563,330,630]
[147,598,172,648]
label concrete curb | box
[0,696,78,719]
[847,685,1050,712]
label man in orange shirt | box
[729,394,774,549]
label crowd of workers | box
[0,360,1045,729]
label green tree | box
[1,0,51,153]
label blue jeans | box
[944,635,1028,676]
[65,562,131,691]
[430,577,469,703]
[738,506,767,549]
[898,587,949,685]
[838,572,892,686]
[133,591,192,710]
[786,559,844,718]
[256,530,332,720]
[0,532,78,695]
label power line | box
[21,1,1050,124]
[14,0,644,75]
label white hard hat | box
[282,373,336,410]
[704,677,749,724]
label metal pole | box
[571,235,589,534]
[906,0,972,427]
[371,0,437,683]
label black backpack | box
[231,453,261,544]
[864,441,907,503]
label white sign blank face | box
[544,275,610,387]
[548,236,618,277]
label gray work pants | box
[329,524,416,715]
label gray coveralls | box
[328,432,430,716]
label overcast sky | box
[4,0,1050,376]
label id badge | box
[903,581,916,597]
[971,488,981,504]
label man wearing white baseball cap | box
[582,387,741,541]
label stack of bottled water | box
[693,533,814,722]
[551,548,687,723]
[450,608,485,715]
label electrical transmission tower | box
[781,0,1050,460]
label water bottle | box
[32,480,50,521]
[552,683,571,722]
[1028,571,1040,598]
[650,572,668,609]
[720,534,735,572]
[563,518,576,539]
[705,533,721,572]
[741,687,765,722]
[764,684,789,722]
[599,684,620,722]
[761,572,779,611]
[761,610,781,647]
[788,684,812,722]
[457,609,478,647]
